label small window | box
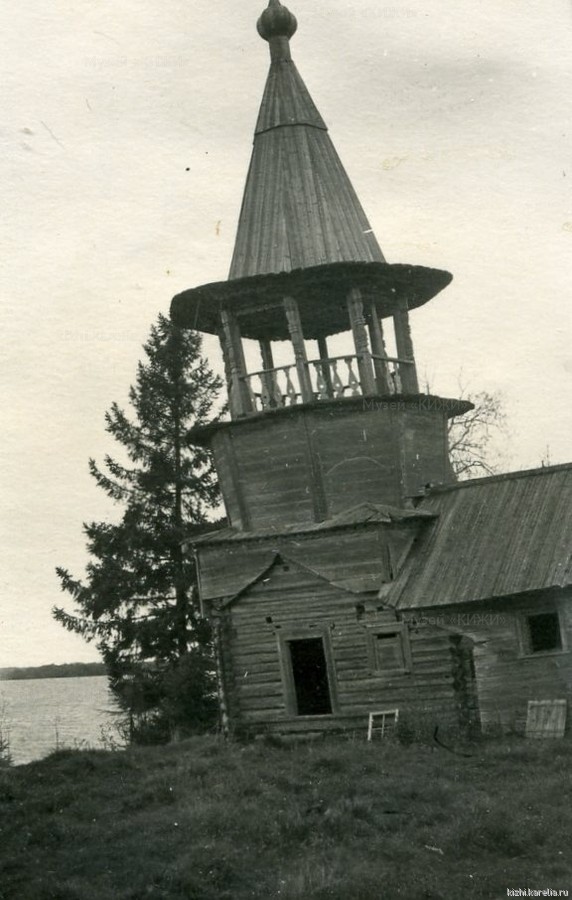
[374,632,405,670]
[527,612,562,654]
[367,625,411,673]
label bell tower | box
[170,0,476,738]
[171,0,469,533]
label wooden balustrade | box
[241,364,300,412]
[238,355,418,414]
[308,355,361,399]
[370,354,416,395]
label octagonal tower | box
[171,0,469,533]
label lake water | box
[0,676,119,766]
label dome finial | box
[257,0,298,43]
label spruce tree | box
[54,314,223,742]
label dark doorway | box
[288,638,332,716]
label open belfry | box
[171,1,572,738]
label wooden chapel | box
[170,0,572,739]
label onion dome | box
[257,0,297,42]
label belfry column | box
[367,299,391,393]
[393,299,419,393]
[347,288,376,395]
[220,309,253,417]
[284,296,313,403]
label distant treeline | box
[0,662,106,681]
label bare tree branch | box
[447,380,509,479]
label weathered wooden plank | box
[210,433,242,528]
[242,711,368,730]
[235,669,284,684]
[237,681,285,699]
[232,651,281,669]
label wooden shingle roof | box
[383,463,572,610]
[190,501,435,546]
[228,1,386,279]
[171,1,454,337]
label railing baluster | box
[331,360,345,398]
[345,356,361,396]
[389,363,401,394]
[313,361,328,400]
[273,370,284,408]
[285,366,298,405]
[245,375,258,410]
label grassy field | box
[0,735,570,899]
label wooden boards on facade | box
[193,464,572,740]
[205,399,454,531]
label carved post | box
[259,339,274,371]
[317,335,334,398]
[220,308,253,417]
[284,296,313,404]
[347,287,376,395]
[393,298,419,393]
[367,299,391,393]
[218,324,241,418]
[217,326,232,388]
[259,339,282,409]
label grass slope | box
[0,736,571,899]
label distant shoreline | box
[0,662,106,681]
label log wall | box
[208,399,451,530]
[405,590,572,735]
[197,523,418,601]
[218,558,461,736]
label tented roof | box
[170,0,453,337]
[228,1,386,279]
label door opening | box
[288,637,333,716]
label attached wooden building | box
[171,1,572,738]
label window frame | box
[365,623,412,675]
[517,608,568,658]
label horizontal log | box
[233,606,357,624]
[240,698,287,712]
[241,709,365,727]
[233,665,284,682]
[232,652,281,668]
[237,682,284,699]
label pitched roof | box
[383,463,572,610]
[228,1,385,280]
[221,552,374,607]
[191,501,434,546]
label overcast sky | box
[1,0,571,667]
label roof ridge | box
[425,461,572,495]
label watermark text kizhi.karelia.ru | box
[506,890,569,897]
